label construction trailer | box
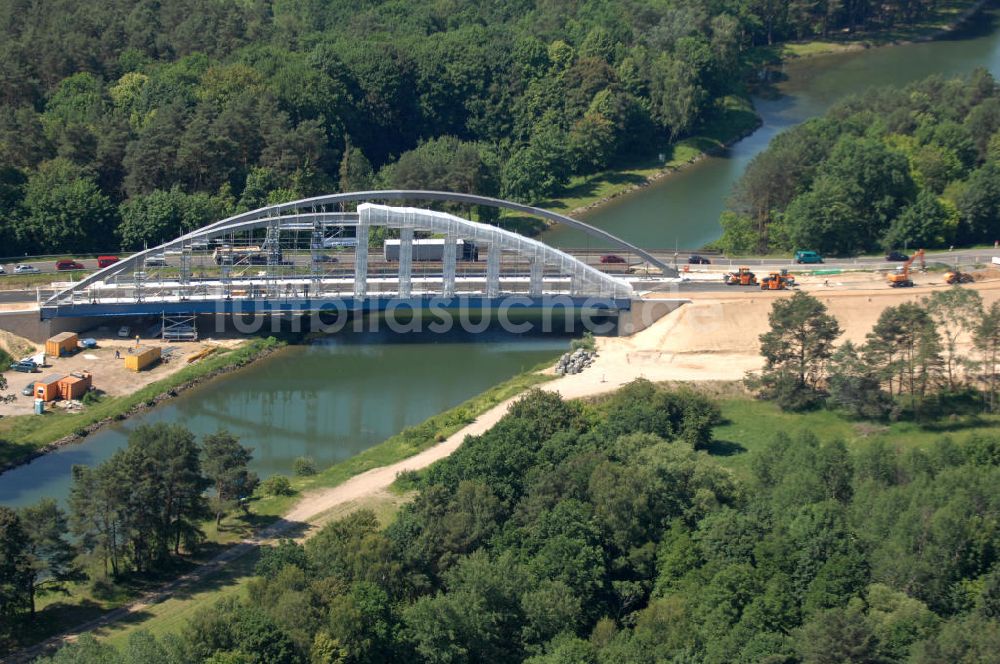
[58,372,92,400]
[125,346,161,372]
[45,332,78,357]
[34,374,63,401]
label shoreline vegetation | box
[0,336,286,473]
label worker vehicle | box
[9,359,37,373]
[97,255,119,268]
[886,248,925,288]
[600,254,626,264]
[688,255,711,264]
[886,251,909,261]
[944,270,974,285]
[55,259,85,270]
[794,250,824,264]
[724,266,758,286]
[760,270,796,290]
[117,325,132,338]
[14,264,39,274]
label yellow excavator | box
[886,249,925,288]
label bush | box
[570,332,596,352]
[260,475,294,497]
[293,456,316,476]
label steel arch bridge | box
[40,191,673,320]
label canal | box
[0,329,566,508]
[543,12,1000,250]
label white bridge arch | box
[41,192,668,319]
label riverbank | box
[762,0,992,62]
[0,336,285,473]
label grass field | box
[0,336,284,467]
[711,396,1000,477]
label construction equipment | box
[724,266,758,286]
[886,248,925,288]
[944,269,974,285]
[760,269,796,290]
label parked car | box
[314,255,338,263]
[688,255,711,264]
[9,359,37,373]
[145,254,167,267]
[97,255,120,268]
[794,250,824,264]
[600,254,626,264]
[117,325,132,338]
[14,264,40,274]
[55,259,85,270]
[885,251,909,261]
[21,383,35,396]
[0,265,5,275]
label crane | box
[886,248,925,288]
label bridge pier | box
[354,215,369,299]
[399,226,413,298]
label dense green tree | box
[864,303,943,410]
[922,287,984,391]
[118,186,229,249]
[0,507,32,647]
[826,341,895,420]
[16,159,117,252]
[753,292,842,410]
[975,301,1000,411]
[18,499,76,617]
[202,430,258,526]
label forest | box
[22,382,1000,663]
[719,70,1000,255]
[0,0,962,255]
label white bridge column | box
[399,226,413,298]
[529,258,544,298]
[442,231,457,298]
[486,244,500,298]
[354,215,369,299]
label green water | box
[0,329,566,508]
[543,14,1000,250]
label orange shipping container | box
[57,372,92,400]
[45,332,78,357]
[35,374,63,401]
[125,346,160,372]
